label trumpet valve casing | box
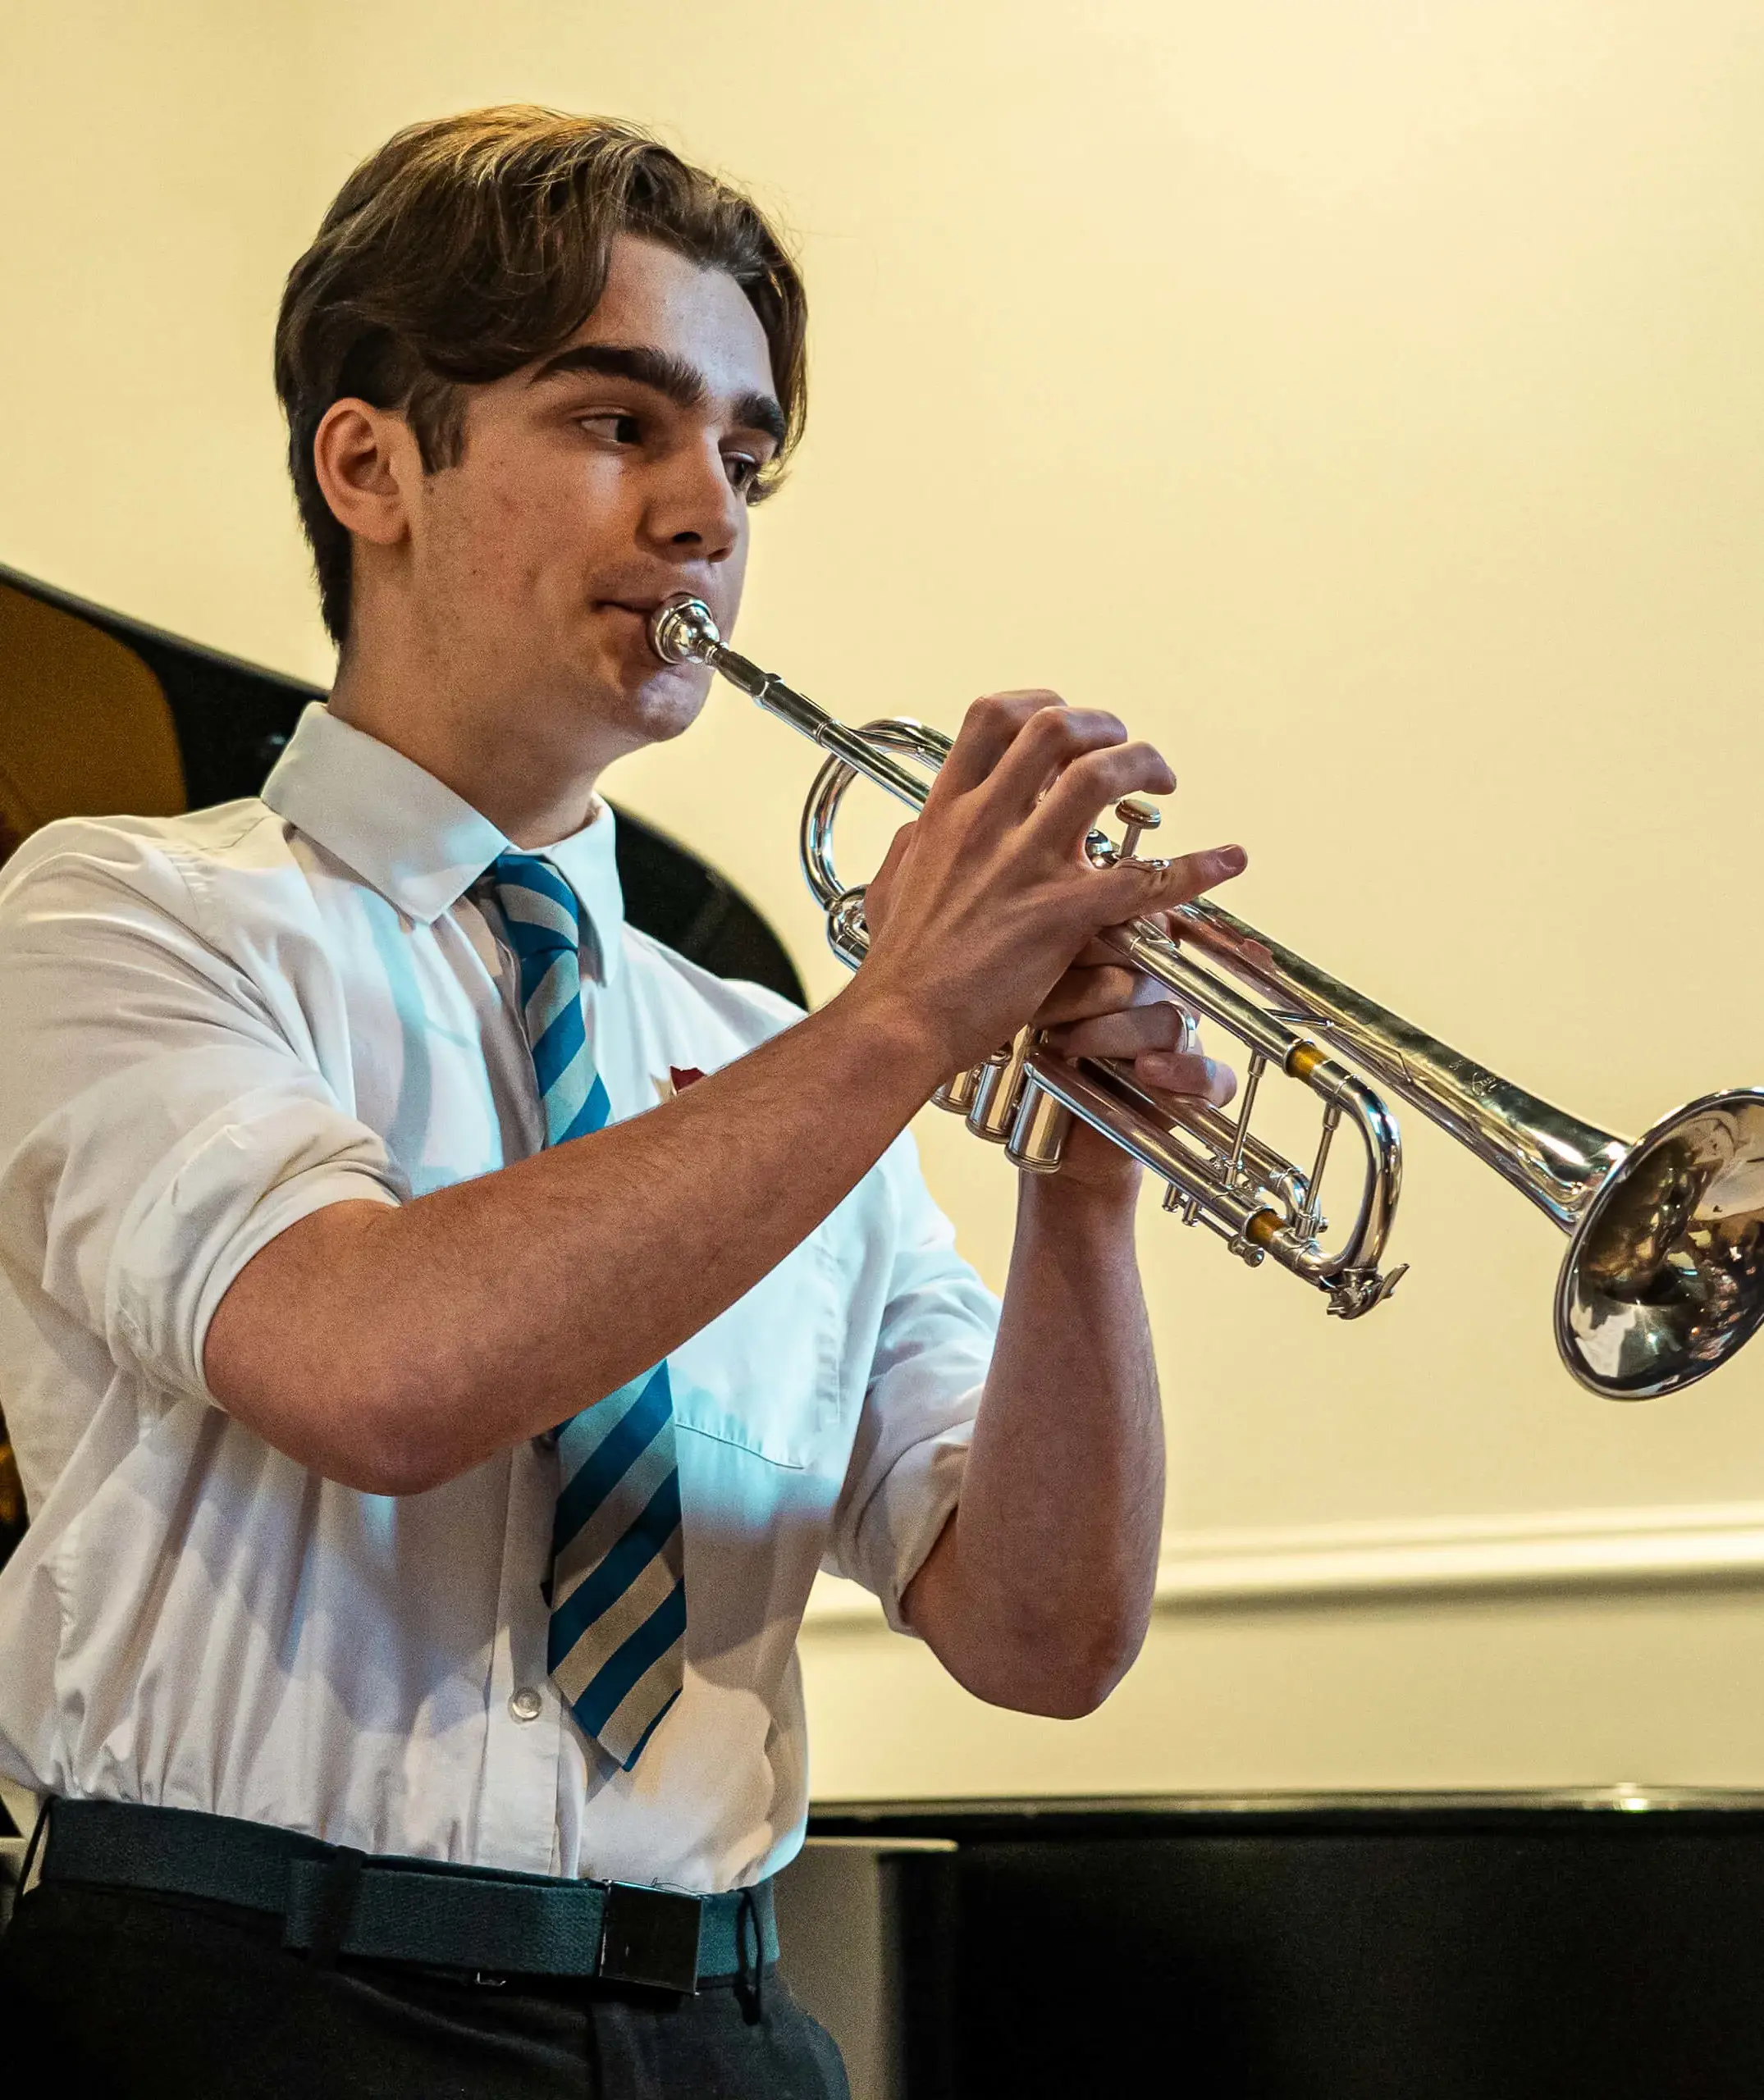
[933,1066,986,1114]
[1006,1075,1074,1176]
[967,1035,1034,1144]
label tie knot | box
[492,851,582,960]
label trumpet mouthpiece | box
[649,596,722,666]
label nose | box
[644,438,745,566]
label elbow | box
[336,1444,451,1500]
[216,1361,473,1499]
[912,1548,1155,1719]
[336,1381,471,1497]
[1005,1645,1138,1721]
[954,1615,1149,1721]
[1014,1684,1115,1723]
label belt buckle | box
[598,1883,703,1994]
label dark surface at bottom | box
[811,1805,1764,2100]
[950,1832,1764,2100]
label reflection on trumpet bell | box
[648,593,1764,1402]
[1557,1093,1764,1398]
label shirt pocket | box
[667,1225,844,1472]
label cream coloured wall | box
[4,0,1764,1796]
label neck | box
[328,602,611,849]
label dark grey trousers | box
[0,1880,851,2099]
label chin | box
[598,659,711,751]
[633,682,709,746]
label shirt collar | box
[262,701,626,982]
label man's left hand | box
[1035,919,1235,1104]
[1031,919,1236,1192]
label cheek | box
[724,529,752,591]
[427,439,625,586]
[418,467,525,598]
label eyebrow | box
[529,342,787,446]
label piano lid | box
[0,560,805,1004]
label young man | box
[0,108,1245,2095]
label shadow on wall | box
[0,561,807,1571]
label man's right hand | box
[856,689,1246,1077]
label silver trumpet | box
[650,596,1764,1400]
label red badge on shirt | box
[654,1065,708,1103]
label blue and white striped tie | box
[492,851,686,1770]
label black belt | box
[37,1799,776,1993]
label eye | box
[724,453,763,495]
[580,411,644,446]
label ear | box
[312,398,419,548]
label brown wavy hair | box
[274,107,808,646]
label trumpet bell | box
[1558,1089,1764,1399]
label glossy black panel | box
[813,1797,1764,2100]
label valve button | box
[1114,798,1162,861]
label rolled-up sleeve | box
[823,1139,999,1631]
[0,827,404,1410]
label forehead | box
[546,235,775,403]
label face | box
[402,236,783,769]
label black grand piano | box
[784,1787,1764,2098]
[5,567,1763,2098]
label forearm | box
[906,1171,1164,1716]
[205,976,946,1492]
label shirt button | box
[509,1687,544,1723]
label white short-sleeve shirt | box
[0,701,997,1892]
